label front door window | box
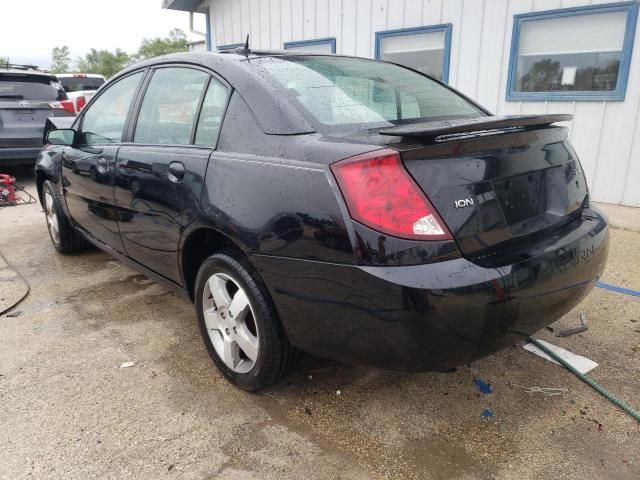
[80,72,143,144]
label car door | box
[115,66,229,282]
[62,71,145,252]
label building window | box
[375,25,452,83]
[217,43,243,51]
[283,38,337,54]
[507,2,639,101]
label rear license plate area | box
[15,111,37,121]
[492,162,578,236]
[493,170,548,224]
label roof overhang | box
[162,0,207,13]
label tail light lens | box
[331,149,451,241]
[49,100,76,114]
[75,95,86,112]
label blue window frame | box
[217,43,244,51]
[283,37,337,53]
[374,24,452,83]
[507,1,639,101]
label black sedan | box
[35,50,609,391]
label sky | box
[0,0,207,68]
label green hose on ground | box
[521,333,640,422]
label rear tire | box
[195,252,297,391]
[42,180,87,254]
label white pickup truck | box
[55,73,106,114]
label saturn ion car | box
[35,50,609,391]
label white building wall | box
[203,0,640,206]
[188,40,208,52]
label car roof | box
[114,50,364,135]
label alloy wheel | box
[44,190,60,244]
[202,272,259,373]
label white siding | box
[203,0,640,206]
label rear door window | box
[80,72,143,145]
[0,74,66,101]
[134,67,209,145]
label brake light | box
[75,95,86,112]
[331,149,451,240]
[48,100,76,114]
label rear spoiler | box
[378,114,572,139]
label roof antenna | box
[235,34,251,56]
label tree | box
[134,28,189,61]
[50,46,71,73]
[76,48,130,79]
[520,59,561,92]
[0,56,8,68]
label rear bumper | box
[0,146,41,164]
[253,206,609,371]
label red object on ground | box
[0,174,17,206]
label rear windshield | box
[255,56,483,130]
[0,74,66,101]
[59,76,105,93]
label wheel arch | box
[35,147,63,206]
[35,169,48,207]
[180,225,247,301]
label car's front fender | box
[35,145,64,202]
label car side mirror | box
[47,128,76,146]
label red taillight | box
[331,149,451,241]
[75,95,86,112]
[49,100,76,114]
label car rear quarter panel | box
[192,92,358,264]
[200,92,464,266]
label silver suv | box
[0,65,74,165]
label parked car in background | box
[0,65,74,165]
[35,51,609,391]
[56,73,106,114]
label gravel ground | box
[0,166,638,480]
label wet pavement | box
[0,166,638,479]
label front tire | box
[195,252,297,391]
[42,180,87,254]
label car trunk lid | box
[382,115,588,260]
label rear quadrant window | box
[134,67,209,145]
[194,78,229,147]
